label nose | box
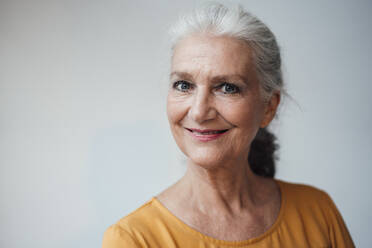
[189,87,217,123]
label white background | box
[1,0,371,247]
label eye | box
[220,83,240,94]
[173,80,192,92]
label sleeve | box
[102,224,141,248]
[322,192,355,248]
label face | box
[167,34,280,169]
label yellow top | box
[102,179,355,247]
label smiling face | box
[167,34,279,169]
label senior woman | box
[103,3,354,247]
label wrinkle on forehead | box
[171,34,255,83]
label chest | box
[183,210,276,241]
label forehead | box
[171,34,254,78]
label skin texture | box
[157,34,281,241]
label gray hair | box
[169,2,285,102]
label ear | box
[260,91,281,128]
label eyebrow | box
[170,71,249,85]
[169,71,194,81]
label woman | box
[103,3,354,247]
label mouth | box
[185,128,230,135]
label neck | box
[180,157,261,216]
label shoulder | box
[276,179,355,247]
[102,223,141,248]
[276,179,331,203]
[276,179,336,224]
[102,198,160,247]
[276,179,350,232]
[115,198,160,232]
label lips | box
[186,128,229,135]
[185,128,230,142]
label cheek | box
[217,99,263,127]
[217,99,264,151]
[166,94,188,128]
[166,94,191,156]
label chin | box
[185,147,230,169]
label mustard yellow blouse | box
[102,179,355,247]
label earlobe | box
[260,92,281,128]
[260,113,272,128]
